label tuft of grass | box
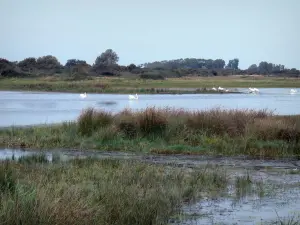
[0,161,16,194]
[78,108,113,136]
[0,158,228,225]
[235,173,253,199]
[137,107,168,137]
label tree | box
[94,49,119,67]
[18,57,37,72]
[65,59,90,75]
[226,58,239,70]
[36,55,62,70]
[127,63,137,71]
[65,59,88,68]
[212,59,225,69]
[0,58,13,75]
[0,58,24,77]
[247,64,258,74]
[258,61,274,74]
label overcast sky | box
[1,0,299,69]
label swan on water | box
[218,86,229,92]
[248,87,259,94]
[218,87,225,91]
[290,89,297,94]
[128,93,138,100]
[80,92,87,99]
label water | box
[179,188,300,224]
[0,88,299,127]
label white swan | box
[212,87,217,91]
[128,93,138,100]
[80,92,87,99]
[218,86,225,91]
[290,89,297,94]
[249,87,259,94]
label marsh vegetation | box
[1,107,299,159]
[0,155,227,225]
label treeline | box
[0,49,299,79]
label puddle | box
[175,187,300,225]
[171,168,300,225]
[0,148,54,161]
[0,148,140,162]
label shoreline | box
[0,76,299,94]
[0,87,244,95]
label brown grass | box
[77,106,300,145]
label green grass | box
[0,157,228,225]
[1,107,299,159]
[0,75,299,93]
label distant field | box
[0,75,299,93]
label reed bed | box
[1,107,299,158]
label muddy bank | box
[1,148,299,169]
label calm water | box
[0,89,299,127]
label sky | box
[1,0,299,69]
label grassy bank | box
[0,156,227,225]
[0,75,299,93]
[1,107,299,159]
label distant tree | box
[65,59,88,68]
[247,64,258,74]
[212,59,225,69]
[0,58,24,77]
[0,58,13,75]
[127,63,137,71]
[143,58,228,70]
[258,61,267,74]
[226,58,239,70]
[36,55,62,70]
[94,49,119,67]
[18,57,37,72]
